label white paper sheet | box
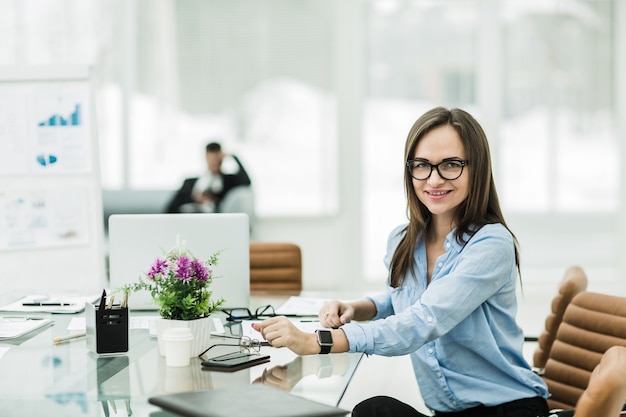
[0,316,52,339]
[241,319,324,343]
[0,294,99,314]
[274,296,328,316]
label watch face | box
[317,330,333,345]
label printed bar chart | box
[38,103,81,127]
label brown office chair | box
[533,266,588,371]
[249,242,302,293]
[542,291,626,410]
[573,345,626,417]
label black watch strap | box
[316,329,333,354]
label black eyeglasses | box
[198,335,262,361]
[221,305,278,322]
[406,158,469,181]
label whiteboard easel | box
[0,66,106,295]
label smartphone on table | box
[200,351,270,372]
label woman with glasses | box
[253,107,550,417]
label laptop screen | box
[107,213,250,311]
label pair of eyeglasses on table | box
[220,304,281,322]
[198,336,270,372]
[198,335,261,360]
[220,304,316,322]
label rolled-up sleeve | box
[341,292,392,353]
[341,322,371,353]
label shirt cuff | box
[341,322,373,354]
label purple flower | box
[193,259,210,283]
[147,258,169,280]
[174,256,194,282]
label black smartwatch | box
[315,329,333,354]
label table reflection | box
[94,356,131,416]
[253,353,351,391]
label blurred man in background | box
[165,142,252,215]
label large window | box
[363,1,481,281]
[100,0,339,217]
[500,0,617,212]
[2,0,339,217]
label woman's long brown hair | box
[389,107,520,288]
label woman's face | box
[411,124,469,225]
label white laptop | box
[108,213,250,311]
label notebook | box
[148,384,349,417]
[0,316,53,339]
[108,213,250,311]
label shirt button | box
[436,372,442,378]
[437,262,443,268]
[446,242,450,248]
[427,348,433,354]
[427,317,433,323]
[452,401,457,406]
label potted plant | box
[122,236,225,357]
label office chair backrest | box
[219,186,255,219]
[542,291,626,410]
[533,266,588,370]
[574,345,626,417]
[249,242,302,293]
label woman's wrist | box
[309,331,322,354]
[331,328,349,353]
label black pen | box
[98,288,107,311]
[22,302,76,306]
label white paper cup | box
[162,327,194,367]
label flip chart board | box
[0,66,106,295]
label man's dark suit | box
[165,155,251,213]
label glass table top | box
[0,312,362,417]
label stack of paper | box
[0,316,52,340]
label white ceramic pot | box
[155,316,213,358]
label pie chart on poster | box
[36,154,58,166]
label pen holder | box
[86,303,129,354]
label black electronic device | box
[149,384,349,417]
[200,351,270,372]
[316,329,333,354]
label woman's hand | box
[319,300,354,328]
[251,316,319,355]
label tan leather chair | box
[542,291,626,410]
[574,345,626,417]
[533,266,588,371]
[249,242,302,293]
